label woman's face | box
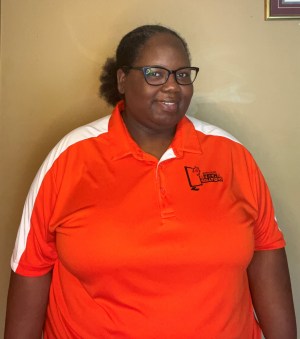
[117,33,194,134]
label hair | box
[99,24,190,106]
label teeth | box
[163,101,175,105]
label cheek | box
[124,86,159,116]
[125,80,150,99]
[127,87,159,108]
[182,87,194,105]
[187,85,194,97]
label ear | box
[117,68,126,95]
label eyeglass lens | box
[144,67,197,85]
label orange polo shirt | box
[12,101,285,338]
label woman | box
[5,25,296,338]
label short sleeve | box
[11,118,106,276]
[250,157,286,251]
[11,154,59,276]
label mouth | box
[157,100,179,112]
[162,101,176,106]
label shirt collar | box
[108,101,203,161]
[170,115,203,158]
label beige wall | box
[1,0,299,332]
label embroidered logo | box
[184,166,223,191]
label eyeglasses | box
[123,65,199,86]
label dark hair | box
[99,24,190,106]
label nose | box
[161,73,180,92]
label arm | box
[247,248,297,339]
[5,270,52,339]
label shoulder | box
[185,115,257,171]
[57,115,111,150]
[186,115,240,144]
[32,115,111,186]
[47,115,111,162]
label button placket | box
[156,161,175,218]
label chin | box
[153,111,184,127]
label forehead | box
[134,33,190,68]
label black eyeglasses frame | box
[122,65,199,86]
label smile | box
[162,101,176,105]
[157,100,179,113]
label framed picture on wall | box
[265,0,300,19]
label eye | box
[176,70,191,79]
[144,68,164,78]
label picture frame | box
[265,0,300,20]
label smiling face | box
[117,33,194,137]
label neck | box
[122,114,176,159]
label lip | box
[156,99,179,113]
